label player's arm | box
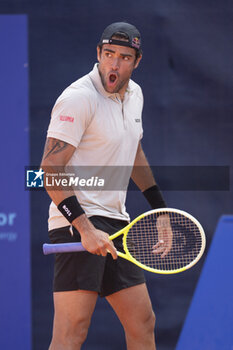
[41,137,75,205]
[41,137,117,259]
[131,141,166,209]
[131,141,156,192]
[131,142,172,256]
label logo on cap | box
[132,37,140,49]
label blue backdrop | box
[0,15,31,350]
[0,1,232,349]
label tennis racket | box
[43,208,206,274]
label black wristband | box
[142,185,167,209]
[57,196,85,223]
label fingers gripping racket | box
[43,208,206,274]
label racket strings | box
[126,211,203,272]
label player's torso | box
[72,90,143,166]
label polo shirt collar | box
[89,63,132,100]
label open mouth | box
[108,73,118,85]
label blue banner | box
[176,216,233,350]
[0,15,31,349]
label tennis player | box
[41,22,169,350]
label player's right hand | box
[81,228,118,260]
[72,214,118,260]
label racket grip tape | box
[43,242,85,255]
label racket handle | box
[43,242,85,255]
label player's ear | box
[134,53,142,69]
[97,46,101,62]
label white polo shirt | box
[47,63,143,230]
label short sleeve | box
[47,89,95,148]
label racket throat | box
[117,250,130,261]
[109,227,126,241]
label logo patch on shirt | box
[135,118,141,123]
[60,115,74,123]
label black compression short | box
[48,216,145,297]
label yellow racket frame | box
[108,208,206,274]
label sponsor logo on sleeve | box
[60,115,74,123]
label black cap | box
[98,22,141,53]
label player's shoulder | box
[128,79,143,101]
[56,73,97,107]
[70,73,97,96]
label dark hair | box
[98,32,141,61]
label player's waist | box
[48,204,130,231]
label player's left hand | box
[152,214,173,258]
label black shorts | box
[48,216,145,297]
